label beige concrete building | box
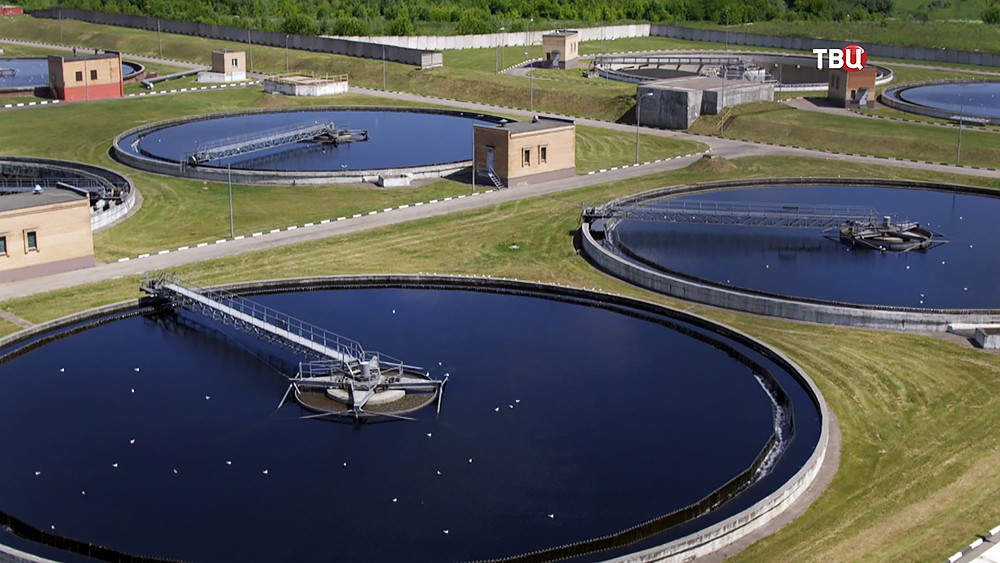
[473,117,575,188]
[542,30,579,69]
[199,50,247,83]
[0,188,95,282]
[828,67,877,108]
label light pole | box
[635,91,653,163]
[527,18,534,112]
[227,162,235,238]
[721,8,729,135]
[471,125,476,192]
[285,35,289,73]
[382,44,387,90]
[495,27,505,73]
[157,19,162,58]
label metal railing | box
[587,199,891,229]
[142,273,405,370]
[187,121,341,164]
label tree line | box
[17,0,909,37]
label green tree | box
[984,2,1000,23]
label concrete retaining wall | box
[111,106,507,186]
[583,177,1000,331]
[329,24,652,52]
[880,80,1000,125]
[651,24,1000,68]
[30,8,443,69]
[262,78,348,97]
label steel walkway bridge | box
[186,121,367,165]
[585,200,889,229]
[141,273,445,421]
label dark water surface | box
[0,58,142,90]
[612,184,1000,309]
[0,288,820,562]
[898,82,1000,119]
[118,110,495,171]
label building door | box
[486,148,495,172]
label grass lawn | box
[691,101,1000,167]
[688,20,1000,54]
[0,87,701,259]
[2,155,1000,562]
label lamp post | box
[527,18,534,112]
[285,35,289,73]
[635,91,653,163]
[382,44,387,90]
[227,162,235,238]
[496,27,505,73]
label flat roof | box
[0,187,86,213]
[483,117,575,134]
[53,53,120,63]
[213,50,245,54]
[544,30,578,37]
[645,76,762,91]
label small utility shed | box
[473,117,576,188]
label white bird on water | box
[392,498,398,503]
[436,470,442,475]
[426,433,432,437]
[112,463,118,468]
[494,407,500,412]
[262,470,269,475]
[468,458,473,464]
[205,396,211,400]
[547,514,554,519]
[129,439,135,445]
[59,368,65,373]
[443,530,449,534]
[226,461,232,465]
[34,471,41,476]
[134,368,140,372]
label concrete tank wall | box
[638,85,701,129]
[582,177,1000,331]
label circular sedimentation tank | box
[582,178,1000,330]
[881,80,1000,124]
[112,107,506,185]
[0,57,144,93]
[0,276,827,562]
[596,52,892,92]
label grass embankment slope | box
[0,85,700,260]
[689,19,1000,54]
[2,156,1000,562]
[691,101,1000,167]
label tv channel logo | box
[812,45,867,71]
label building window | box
[75,71,83,82]
[522,148,531,167]
[90,69,98,80]
[540,145,548,164]
[232,58,239,67]
[0,236,6,256]
[25,230,37,252]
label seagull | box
[131,388,135,394]
[112,463,118,468]
[436,470,442,475]
[547,514,555,519]
[134,368,140,372]
[906,266,911,270]
[262,470,269,475]
[494,407,500,412]
[426,433,432,437]
[942,261,947,265]
[508,404,513,409]
[443,530,449,534]
[50,525,55,530]
[226,461,232,465]
[34,471,41,476]
[173,469,178,474]
[438,362,443,366]
[81,491,86,496]
[343,462,348,467]
[468,458,473,464]
[205,396,211,400]
[392,309,396,314]
[515,399,521,404]
[392,498,397,503]
[129,439,136,444]
[59,368,65,373]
